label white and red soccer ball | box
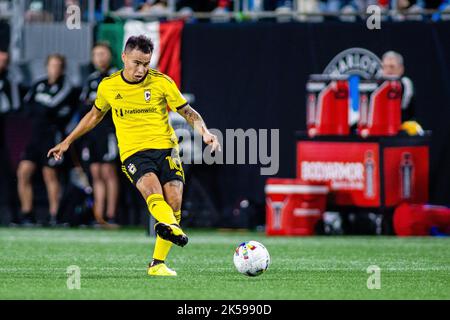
[233,240,270,277]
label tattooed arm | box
[177,104,221,153]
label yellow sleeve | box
[164,77,188,112]
[94,81,111,113]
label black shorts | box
[81,125,119,164]
[22,133,64,168]
[122,148,185,186]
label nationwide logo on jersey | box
[127,163,137,175]
[115,107,157,118]
[115,93,123,100]
[144,90,151,103]
[115,108,124,118]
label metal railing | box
[1,0,448,23]
[109,8,449,22]
[0,0,98,22]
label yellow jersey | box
[94,69,187,162]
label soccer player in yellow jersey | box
[47,35,221,276]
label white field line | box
[1,234,449,247]
[1,266,450,272]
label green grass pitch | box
[1,227,449,300]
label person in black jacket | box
[79,43,120,226]
[17,54,77,226]
[0,50,21,225]
[381,51,415,122]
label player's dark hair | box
[46,53,66,71]
[93,41,113,54]
[124,35,154,54]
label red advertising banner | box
[383,146,429,206]
[297,140,429,208]
[297,141,381,207]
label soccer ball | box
[233,240,270,276]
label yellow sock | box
[153,236,172,261]
[152,210,182,261]
[146,194,177,225]
[174,210,181,225]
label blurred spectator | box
[25,0,54,22]
[0,50,20,226]
[211,0,232,22]
[381,51,415,121]
[65,0,80,8]
[0,50,20,114]
[178,6,196,22]
[139,0,171,15]
[274,0,294,22]
[65,0,80,13]
[64,0,81,21]
[115,0,136,14]
[397,0,413,9]
[277,0,293,9]
[0,1,11,15]
[17,54,77,226]
[78,43,120,227]
[318,0,389,12]
[319,0,352,12]
[296,0,323,21]
[211,0,231,22]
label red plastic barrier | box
[358,78,402,137]
[393,203,450,236]
[306,75,349,137]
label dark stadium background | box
[1,18,450,228]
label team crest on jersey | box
[127,163,137,175]
[144,90,151,103]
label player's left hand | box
[203,131,222,153]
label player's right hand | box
[203,131,222,154]
[47,141,70,161]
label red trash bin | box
[265,178,329,236]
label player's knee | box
[101,164,117,180]
[17,162,35,182]
[166,196,182,213]
[42,168,58,183]
[163,181,183,212]
[136,173,163,199]
[90,164,102,180]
